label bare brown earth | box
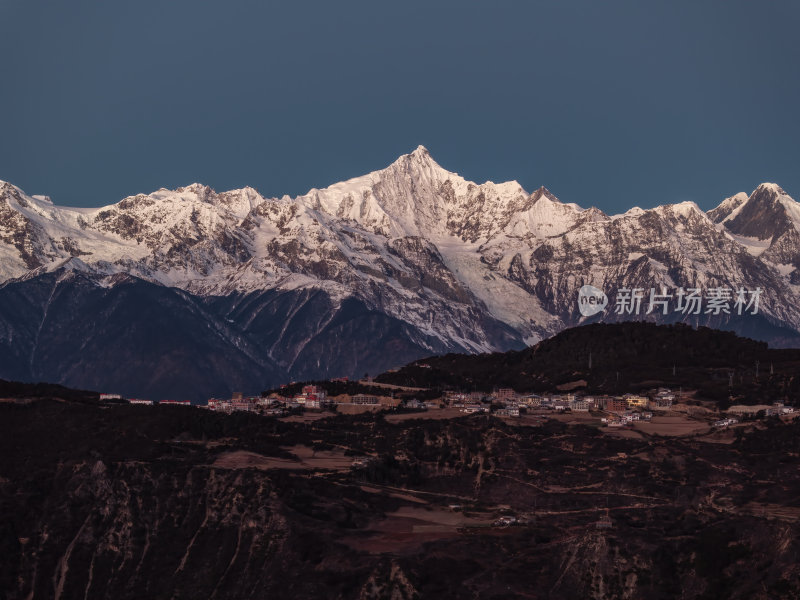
[359,486,429,504]
[213,444,353,471]
[343,505,494,554]
[632,415,710,437]
[545,412,604,426]
[357,379,427,391]
[281,411,337,423]
[385,407,465,423]
[388,406,735,440]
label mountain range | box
[2,147,800,400]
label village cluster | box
[199,385,677,422]
[441,387,670,425]
[100,384,794,429]
[205,385,392,416]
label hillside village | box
[99,381,797,435]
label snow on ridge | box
[755,182,786,195]
[614,206,645,219]
[708,192,748,223]
[2,158,799,324]
[657,200,705,219]
[723,232,771,257]
[780,200,800,234]
[725,192,750,205]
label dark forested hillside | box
[377,322,800,404]
[0,379,99,403]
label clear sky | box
[1,1,799,213]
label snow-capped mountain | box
[2,147,800,399]
[710,183,800,276]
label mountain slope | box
[0,269,287,400]
[2,150,800,397]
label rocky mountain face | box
[2,149,800,399]
[711,183,800,272]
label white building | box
[570,399,591,412]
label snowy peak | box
[530,186,560,204]
[294,146,532,241]
[392,144,449,175]
[755,182,787,197]
[708,192,748,224]
[495,186,586,240]
[405,144,436,164]
[0,180,274,286]
[381,144,474,198]
[722,183,798,240]
[713,183,800,269]
[174,182,214,196]
[651,200,707,223]
[746,183,791,211]
[149,183,267,217]
[0,180,27,208]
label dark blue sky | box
[1,1,799,213]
